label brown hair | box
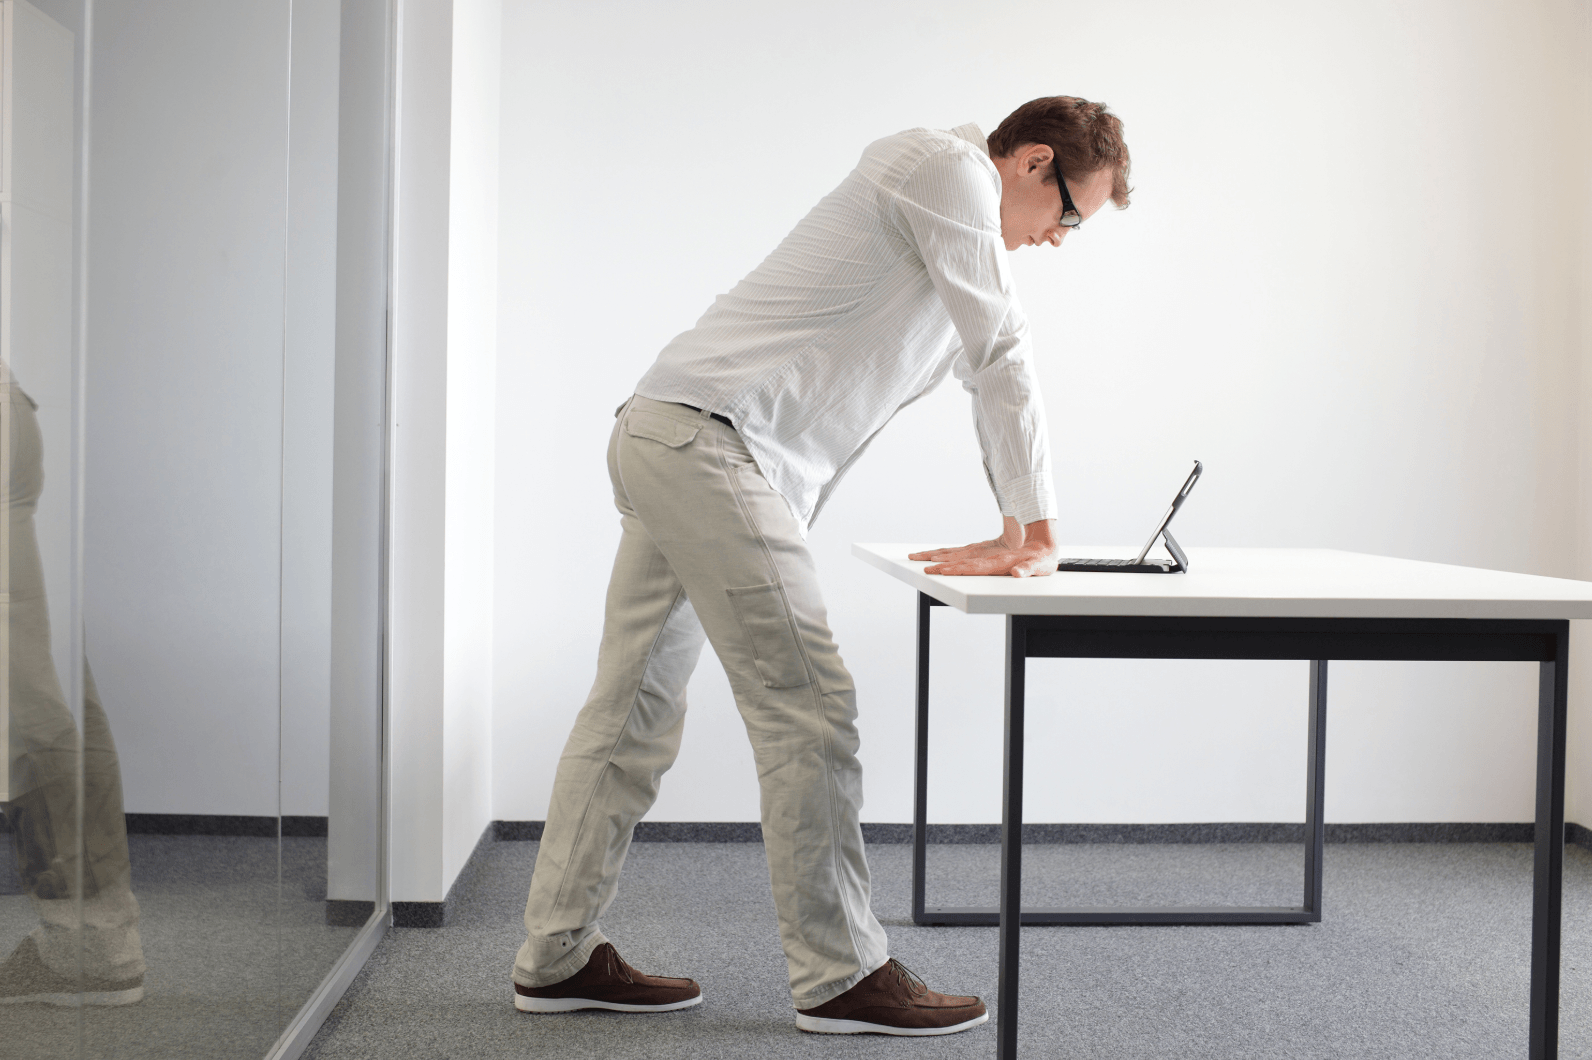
[987,96,1132,208]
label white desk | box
[854,544,1592,1060]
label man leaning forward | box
[511,95,1133,1037]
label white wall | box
[494,0,1592,826]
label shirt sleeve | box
[891,147,1057,525]
[944,341,1011,515]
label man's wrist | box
[1020,518,1058,552]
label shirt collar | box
[948,123,988,156]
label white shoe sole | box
[0,986,144,1007]
[514,991,702,1013]
[795,1011,989,1036]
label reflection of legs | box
[0,384,143,997]
[16,663,144,985]
[514,398,888,1009]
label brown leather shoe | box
[795,958,988,1036]
[513,942,702,1013]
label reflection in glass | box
[0,382,147,1058]
[0,1,101,1054]
[0,0,390,1054]
[1,379,144,1007]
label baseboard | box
[0,813,330,837]
[494,819,1570,847]
[494,820,772,842]
[390,900,446,929]
[125,814,329,837]
[494,820,545,841]
[391,822,495,929]
[325,899,377,927]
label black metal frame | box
[908,591,1569,1060]
[912,596,1327,926]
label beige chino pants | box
[514,396,889,1008]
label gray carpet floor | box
[0,835,360,1060]
[303,838,1592,1059]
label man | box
[512,96,1131,1037]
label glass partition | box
[0,1,392,1056]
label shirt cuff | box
[998,472,1056,526]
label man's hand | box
[908,517,1060,578]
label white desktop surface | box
[852,544,1592,620]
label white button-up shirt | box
[636,123,1055,530]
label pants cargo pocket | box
[726,582,811,688]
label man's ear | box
[1020,143,1054,176]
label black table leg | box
[912,592,935,923]
[997,615,1028,1060]
[1529,630,1568,1060]
[1303,661,1327,918]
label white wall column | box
[387,0,498,906]
[441,0,499,889]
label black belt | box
[680,403,734,429]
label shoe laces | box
[887,958,928,998]
[604,945,635,985]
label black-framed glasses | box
[1053,157,1083,228]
